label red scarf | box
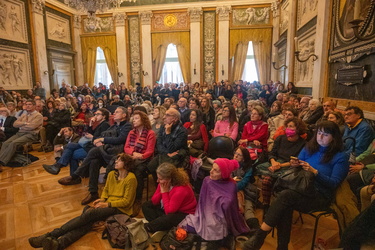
[129,128,149,153]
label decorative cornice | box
[216,6,232,21]
[113,12,127,26]
[73,15,81,29]
[188,7,203,23]
[31,0,45,15]
[139,11,153,25]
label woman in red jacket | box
[124,110,156,215]
[142,163,197,235]
[183,109,209,157]
[238,105,268,153]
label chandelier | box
[64,0,137,16]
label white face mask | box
[98,103,103,108]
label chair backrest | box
[207,136,235,159]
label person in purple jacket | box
[244,121,349,249]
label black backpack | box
[102,214,149,249]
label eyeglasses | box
[344,112,354,116]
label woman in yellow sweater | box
[28,153,137,250]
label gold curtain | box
[230,28,272,84]
[81,35,118,87]
[151,32,190,83]
[176,44,190,84]
[232,42,249,82]
[153,45,168,82]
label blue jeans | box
[57,143,88,175]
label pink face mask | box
[285,128,297,137]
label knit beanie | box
[214,158,239,179]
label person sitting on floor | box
[142,163,197,239]
[58,107,132,205]
[28,153,137,250]
[179,158,249,244]
[184,109,209,157]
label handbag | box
[273,167,316,197]
[78,136,92,148]
[160,227,196,250]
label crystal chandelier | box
[64,0,136,16]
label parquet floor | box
[0,145,341,250]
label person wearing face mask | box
[255,118,307,214]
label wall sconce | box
[272,62,287,70]
[43,71,48,75]
[349,19,375,41]
[294,37,318,63]
[142,71,148,76]
[118,72,123,77]
[294,51,318,63]
[194,63,197,75]
[221,65,224,75]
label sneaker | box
[151,231,168,243]
[28,233,50,248]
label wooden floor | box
[0,145,341,250]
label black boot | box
[246,218,260,230]
[242,229,269,250]
[263,204,270,219]
[28,233,50,248]
[43,163,63,175]
[42,237,59,250]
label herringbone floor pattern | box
[0,145,340,249]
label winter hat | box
[214,158,239,179]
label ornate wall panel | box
[232,7,271,26]
[294,27,316,87]
[46,12,71,44]
[279,0,289,35]
[151,13,189,32]
[128,16,141,85]
[328,0,375,102]
[203,12,215,84]
[0,0,28,44]
[83,16,114,33]
[297,0,318,30]
[0,45,32,89]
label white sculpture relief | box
[294,29,316,87]
[0,2,7,30]
[129,17,141,84]
[233,7,270,25]
[0,0,28,43]
[188,7,202,22]
[204,12,215,84]
[84,16,113,33]
[279,1,289,34]
[216,6,231,21]
[50,22,66,39]
[0,46,32,90]
[297,0,318,29]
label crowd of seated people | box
[0,79,374,249]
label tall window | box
[94,47,112,87]
[159,44,184,83]
[241,42,259,82]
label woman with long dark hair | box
[244,121,349,249]
[212,104,238,141]
[183,109,209,157]
[200,97,215,132]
